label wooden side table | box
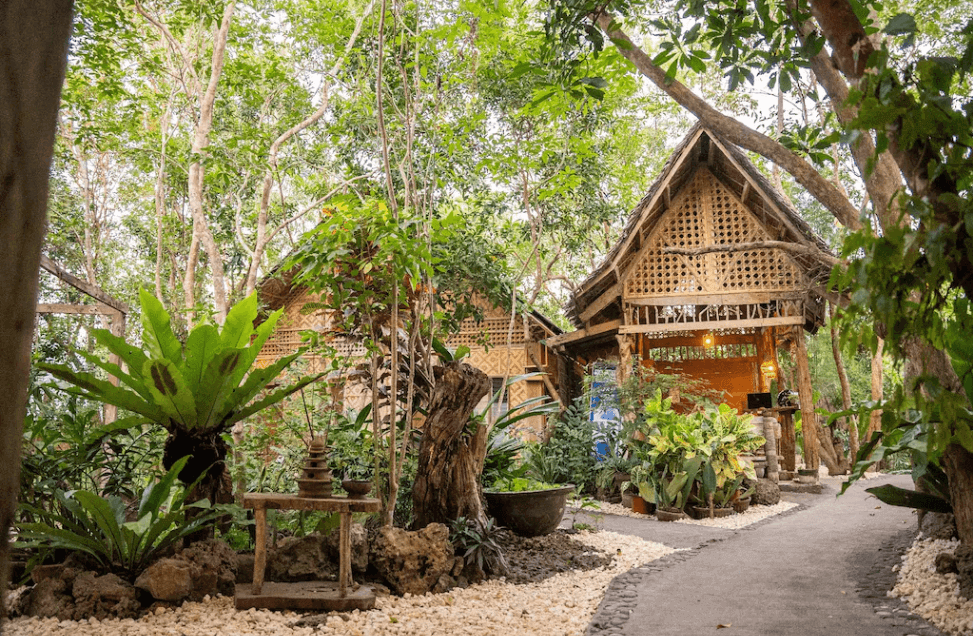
[234,493,381,611]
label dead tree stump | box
[412,362,491,530]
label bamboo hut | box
[256,272,564,436]
[548,124,836,470]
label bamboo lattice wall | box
[625,170,805,300]
[256,289,549,430]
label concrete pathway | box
[582,474,946,636]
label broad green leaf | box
[139,288,183,364]
[865,484,951,513]
[237,307,285,376]
[73,492,125,561]
[220,293,258,349]
[39,363,160,420]
[228,372,323,426]
[184,324,222,389]
[76,349,153,402]
[91,328,150,383]
[883,13,917,36]
[143,359,197,428]
[194,349,245,430]
[139,456,190,520]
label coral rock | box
[370,523,453,596]
[135,558,193,602]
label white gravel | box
[890,536,973,636]
[1,531,673,636]
[572,500,799,529]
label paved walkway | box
[580,474,946,636]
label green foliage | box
[478,373,560,488]
[19,390,162,521]
[865,484,952,514]
[327,406,375,480]
[487,477,563,492]
[38,290,321,440]
[625,390,762,511]
[16,457,222,577]
[523,398,597,488]
[449,516,506,575]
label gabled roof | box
[564,124,835,330]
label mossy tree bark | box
[412,362,491,530]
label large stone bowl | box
[484,485,575,537]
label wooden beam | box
[546,320,621,348]
[39,255,130,314]
[578,281,622,323]
[36,303,119,316]
[618,315,804,335]
[626,291,805,306]
[741,181,750,204]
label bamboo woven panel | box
[464,347,528,378]
[447,317,527,349]
[625,170,804,298]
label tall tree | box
[0,0,73,614]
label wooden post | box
[615,334,632,387]
[792,326,820,470]
[778,409,797,472]
[252,507,267,595]
[761,415,780,483]
[339,511,351,597]
[756,327,776,393]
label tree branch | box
[661,240,840,268]
[592,11,863,231]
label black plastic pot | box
[484,485,575,537]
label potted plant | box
[328,408,375,498]
[732,482,756,513]
[622,463,656,514]
[645,457,703,521]
[693,467,743,519]
[483,477,575,537]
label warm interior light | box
[702,332,715,347]
[760,361,777,378]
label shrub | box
[16,456,223,577]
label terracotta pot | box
[632,496,655,515]
[620,491,634,509]
[691,505,734,519]
[655,507,687,522]
[732,497,751,514]
[484,485,574,537]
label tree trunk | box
[943,444,973,546]
[0,0,73,614]
[868,338,884,443]
[412,362,491,529]
[830,316,858,460]
[792,327,821,470]
[185,2,234,323]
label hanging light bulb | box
[702,332,715,347]
[760,360,777,379]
